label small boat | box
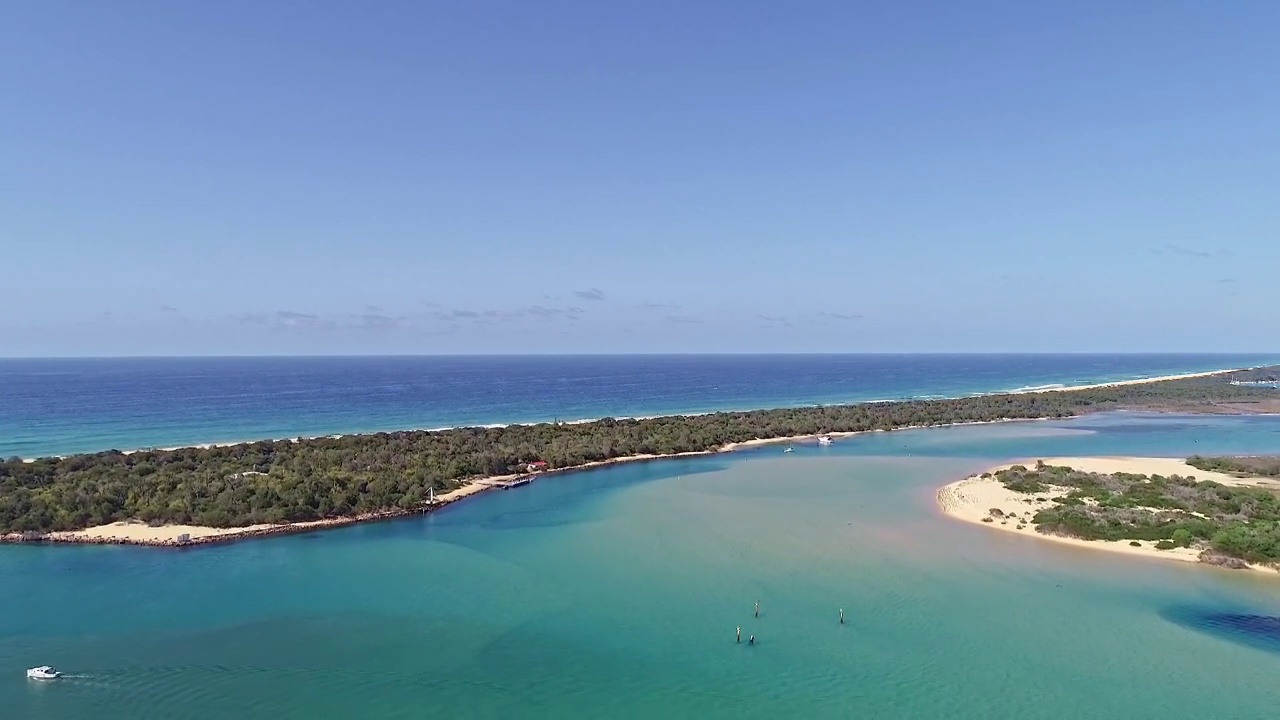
[817,435,833,446]
[27,666,60,680]
[783,445,795,453]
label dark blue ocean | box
[2,354,1277,459]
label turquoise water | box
[6,412,1280,718]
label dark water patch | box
[1160,604,1280,655]
[1066,411,1261,434]
[1069,422,1222,436]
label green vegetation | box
[994,459,1280,565]
[1,369,1277,534]
[1187,455,1280,478]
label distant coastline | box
[27,367,1257,461]
[7,355,1277,461]
[4,366,1278,549]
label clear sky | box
[3,1,1277,356]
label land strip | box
[4,366,1278,547]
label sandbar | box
[937,456,1280,571]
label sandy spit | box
[937,456,1280,572]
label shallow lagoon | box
[5,413,1280,719]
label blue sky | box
[2,1,1277,356]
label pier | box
[475,475,536,490]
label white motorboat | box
[27,666,61,680]
[817,435,833,446]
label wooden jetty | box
[475,475,535,490]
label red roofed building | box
[527,461,549,472]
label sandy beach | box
[50,521,290,543]
[937,456,1280,571]
[37,476,508,546]
[1021,369,1240,395]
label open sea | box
[2,353,1278,459]
[5,354,1280,719]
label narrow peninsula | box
[939,455,1280,571]
[4,366,1279,547]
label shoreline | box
[3,420,1035,549]
[1004,368,1243,394]
[16,367,1252,462]
[2,444,774,548]
[937,456,1280,573]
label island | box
[4,366,1279,547]
[939,455,1280,571]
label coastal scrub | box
[994,463,1280,565]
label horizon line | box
[2,351,1278,361]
